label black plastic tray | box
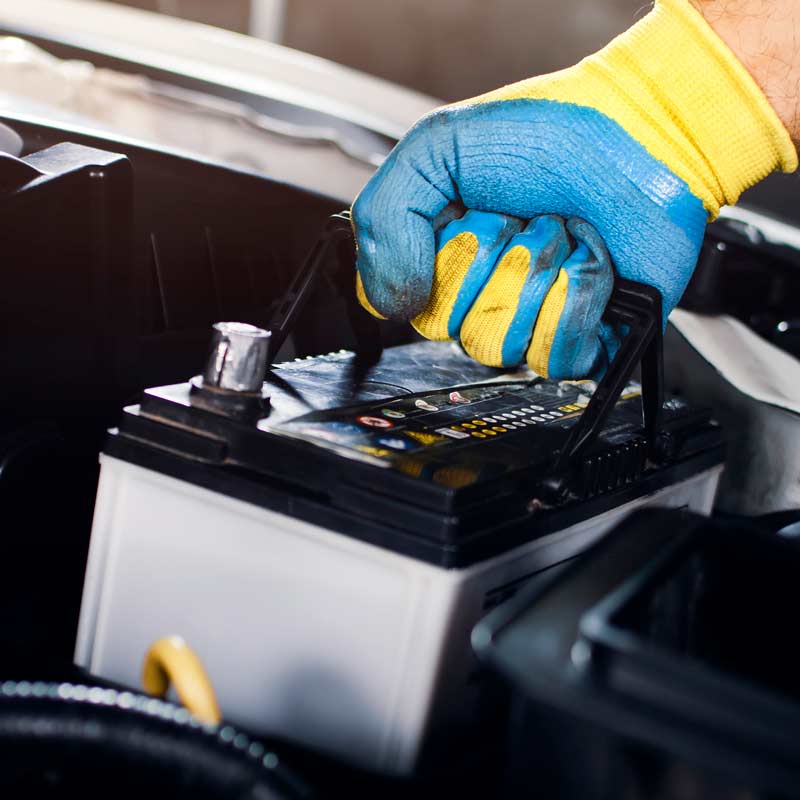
[474,508,800,799]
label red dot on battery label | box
[357,415,394,429]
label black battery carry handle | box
[551,278,666,479]
[266,211,353,363]
[265,211,383,386]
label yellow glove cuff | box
[472,0,797,217]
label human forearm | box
[690,0,800,144]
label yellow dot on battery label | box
[472,419,487,426]
[492,426,507,433]
[451,426,464,432]
[483,429,497,436]
[471,431,486,438]
[462,423,475,429]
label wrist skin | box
[690,0,800,144]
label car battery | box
[74,215,724,775]
[74,315,724,776]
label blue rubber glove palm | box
[352,0,795,378]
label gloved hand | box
[352,0,796,379]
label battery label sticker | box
[287,421,367,443]
[405,430,446,446]
[377,436,419,451]
[268,377,647,476]
[357,415,394,429]
[356,446,393,458]
[449,391,471,404]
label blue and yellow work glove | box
[353,0,796,379]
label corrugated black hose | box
[0,682,313,800]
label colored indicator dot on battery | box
[452,425,464,432]
[471,431,486,438]
[462,423,476,430]
[472,419,487,426]
[483,429,497,436]
[492,426,507,433]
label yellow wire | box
[141,636,221,725]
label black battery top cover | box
[113,340,724,566]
